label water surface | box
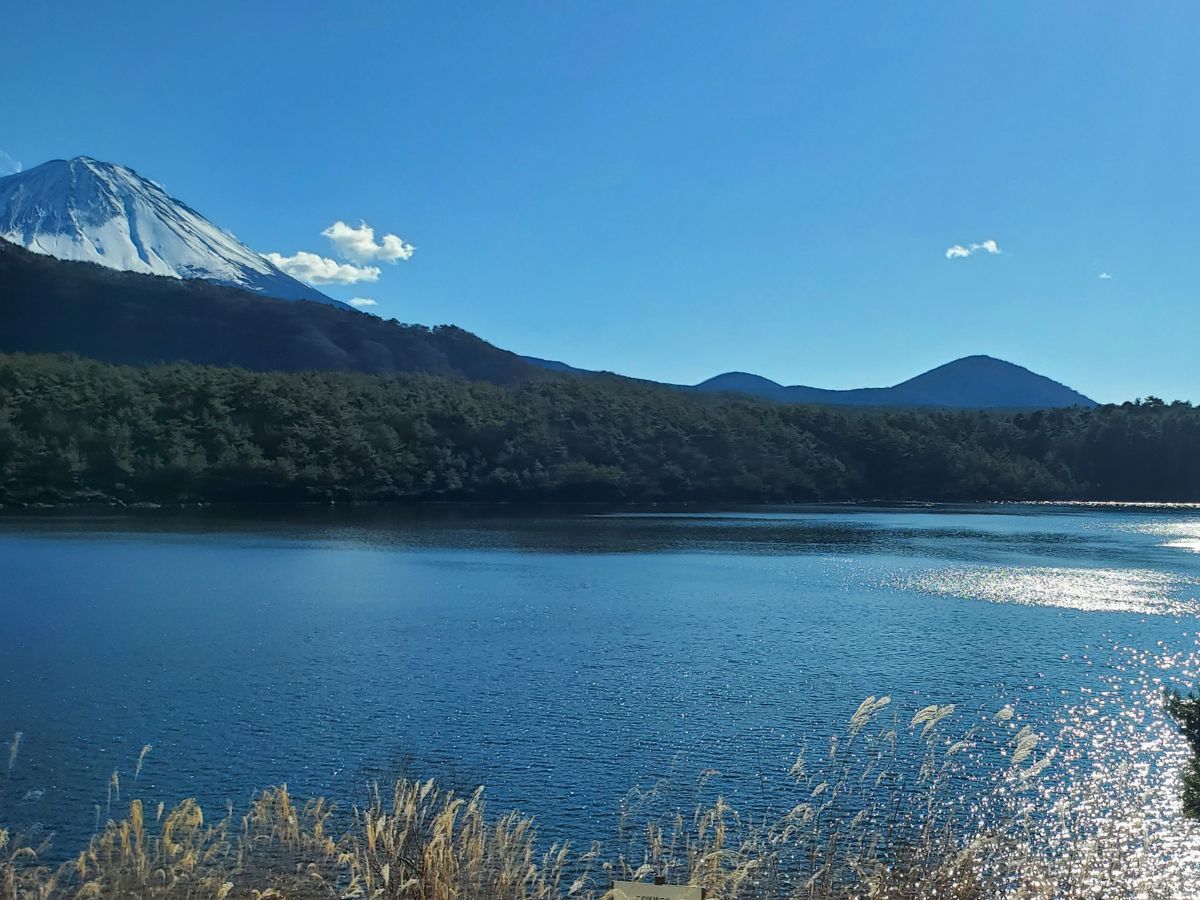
[1,503,1199,869]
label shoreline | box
[4,496,1200,514]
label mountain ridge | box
[522,354,1096,409]
[0,156,343,307]
[1,155,1099,410]
[0,231,1095,410]
[693,355,1096,408]
[0,239,532,382]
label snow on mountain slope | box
[0,157,345,307]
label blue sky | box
[3,2,1198,402]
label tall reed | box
[2,695,1189,899]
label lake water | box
[2,503,1200,878]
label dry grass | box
[4,735,19,779]
[0,696,1179,899]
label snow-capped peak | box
[0,156,343,307]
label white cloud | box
[0,150,21,176]
[945,239,1001,259]
[348,297,378,307]
[1098,272,1113,280]
[322,220,415,263]
[264,219,412,289]
[263,251,380,285]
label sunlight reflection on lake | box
[900,565,1200,615]
[1004,642,1200,894]
[1121,517,1200,554]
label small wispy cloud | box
[348,297,378,307]
[945,239,1001,259]
[1098,272,1113,280]
[0,150,21,176]
[264,251,381,285]
[323,221,415,263]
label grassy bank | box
[8,695,1185,899]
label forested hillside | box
[0,240,533,382]
[1,353,1196,505]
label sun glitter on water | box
[996,642,1200,895]
[900,565,1200,616]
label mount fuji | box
[0,156,344,307]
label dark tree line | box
[1,353,1197,506]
